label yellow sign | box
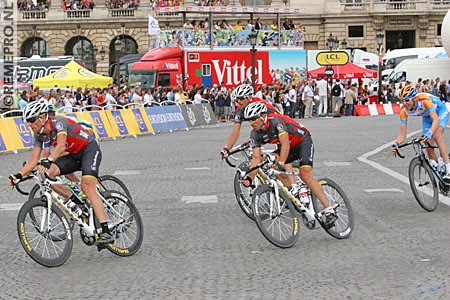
[316,51,349,66]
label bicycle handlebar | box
[395,137,436,159]
[224,142,250,167]
[14,175,34,195]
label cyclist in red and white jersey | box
[241,102,337,226]
[8,101,114,245]
[220,84,279,159]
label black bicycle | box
[396,137,450,211]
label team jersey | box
[234,97,279,124]
[400,93,448,124]
[34,116,95,154]
[249,113,311,149]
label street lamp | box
[326,33,339,115]
[341,38,348,49]
[92,46,98,73]
[376,31,384,103]
[248,29,258,91]
[114,37,123,87]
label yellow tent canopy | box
[33,61,113,89]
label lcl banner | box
[128,108,154,135]
[144,105,187,132]
[0,118,13,152]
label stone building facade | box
[16,0,449,76]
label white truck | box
[385,57,450,85]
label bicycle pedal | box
[96,244,107,252]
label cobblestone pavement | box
[1,115,449,299]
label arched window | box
[108,35,138,78]
[21,37,49,57]
[65,36,95,71]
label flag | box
[148,15,160,35]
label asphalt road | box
[1,115,450,299]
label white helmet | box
[244,101,267,120]
[23,101,48,121]
[233,84,254,99]
[230,88,238,101]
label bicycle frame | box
[398,138,448,187]
[23,172,126,238]
[241,154,317,222]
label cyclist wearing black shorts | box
[8,101,114,245]
[241,101,337,225]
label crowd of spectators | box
[182,17,302,32]
[150,0,183,9]
[61,0,95,10]
[106,0,139,9]
[18,0,51,11]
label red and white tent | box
[308,62,378,79]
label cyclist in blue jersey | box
[392,84,450,180]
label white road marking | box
[112,170,141,176]
[182,195,218,204]
[358,130,450,207]
[0,175,4,179]
[323,161,351,167]
[0,203,23,211]
[364,188,404,193]
[185,167,211,170]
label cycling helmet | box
[244,101,268,120]
[48,104,57,113]
[230,88,237,101]
[234,84,254,99]
[23,101,48,121]
[399,85,417,101]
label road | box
[1,115,449,299]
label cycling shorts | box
[422,109,449,135]
[54,140,102,179]
[274,134,314,168]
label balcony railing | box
[21,11,47,19]
[109,8,137,17]
[343,0,450,13]
[157,29,304,48]
[65,10,92,18]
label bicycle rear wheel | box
[17,198,73,267]
[312,178,354,239]
[98,175,132,200]
[101,191,143,256]
[408,157,439,212]
[252,185,299,248]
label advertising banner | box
[144,106,187,132]
[2,117,34,150]
[109,110,130,136]
[82,111,116,140]
[131,108,154,134]
[0,118,16,152]
[180,104,216,128]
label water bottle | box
[64,198,83,217]
[299,186,310,205]
[438,157,445,174]
[69,183,85,204]
[429,159,438,170]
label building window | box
[348,26,364,38]
[437,24,442,36]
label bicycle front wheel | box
[17,198,73,267]
[252,185,299,248]
[408,157,439,212]
[102,191,143,256]
[233,161,255,220]
[312,178,354,239]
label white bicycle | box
[13,169,143,267]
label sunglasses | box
[236,97,247,102]
[247,116,261,123]
[26,117,38,123]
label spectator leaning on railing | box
[18,0,51,11]
[61,0,95,10]
[106,0,139,9]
